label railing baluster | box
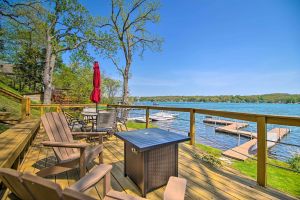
[146,107,150,128]
[21,97,27,120]
[257,116,267,186]
[189,109,195,145]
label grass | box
[195,143,300,198]
[0,123,9,133]
[126,121,156,129]
[0,81,21,96]
[0,84,40,119]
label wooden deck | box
[6,127,296,200]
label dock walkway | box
[222,128,289,161]
[203,119,290,161]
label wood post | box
[146,107,150,128]
[26,97,31,117]
[56,106,61,113]
[257,116,267,186]
[21,98,27,120]
[79,148,86,178]
[40,107,44,116]
[189,109,195,145]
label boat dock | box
[204,118,252,137]
[203,118,290,161]
[222,128,290,161]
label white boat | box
[150,112,177,121]
[128,117,151,123]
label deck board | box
[7,128,297,200]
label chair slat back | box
[22,173,63,200]
[96,111,116,129]
[0,168,33,200]
[41,112,78,161]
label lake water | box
[131,102,300,161]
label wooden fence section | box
[0,119,40,169]
[26,103,300,187]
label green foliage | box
[102,77,121,104]
[138,93,300,104]
[53,64,93,103]
[193,153,222,167]
[53,63,120,104]
[13,44,45,92]
[288,154,300,172]
[0,123,9,133]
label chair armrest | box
[164,176,187,200]
[69,164,113,192]
[71,132,107,137]
[41,141,88,149]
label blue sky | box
[72,0,300,96]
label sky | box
[71,0,300,96]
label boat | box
[128,117,151,123]
[150,112,178,121]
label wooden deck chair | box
[0,165,187,200]
[63,165,187,200]
[0,168,33,200]
[37,112,106,178]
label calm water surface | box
[132,102,300,161]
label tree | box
[102,77,121,104]
[103,0,162,105]
[40,0,111,104]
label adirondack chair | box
[0,165,187,200]
[37,112,105,178]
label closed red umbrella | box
[90,61,101,112]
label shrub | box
[193,153,222,167]
[288,154,300,172]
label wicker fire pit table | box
[115,128,190,197]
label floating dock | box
[203,118,290,161]
[222,128,289,161]
[204,118,253,138]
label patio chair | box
[63,110,89,131]
[0,165,187,200]
[93,110,117,135]
[37,112,106,178]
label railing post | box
[257,116,267,186]
[40,107,44,116]
[21,97,26,120]
[189,108,195,145]
[146,107,150,128]
[26,97,31,117]
[56,106,61,113]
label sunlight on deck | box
[12,128,296,200]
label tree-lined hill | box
[138,93,300,104]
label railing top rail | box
[108,104,300,126]
[31,104,107,108]
[0,87,23,102]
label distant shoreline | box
[135,93,300,104]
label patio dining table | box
[115,128,190,197]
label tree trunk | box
[43,37,56,104]
[122,67,129,105]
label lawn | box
[0,84,40,120]
[195,143,300,198]
[126,120,156,129]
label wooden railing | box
[27,103,300,187]
[0,87,30,120]
[107,104,300,187]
